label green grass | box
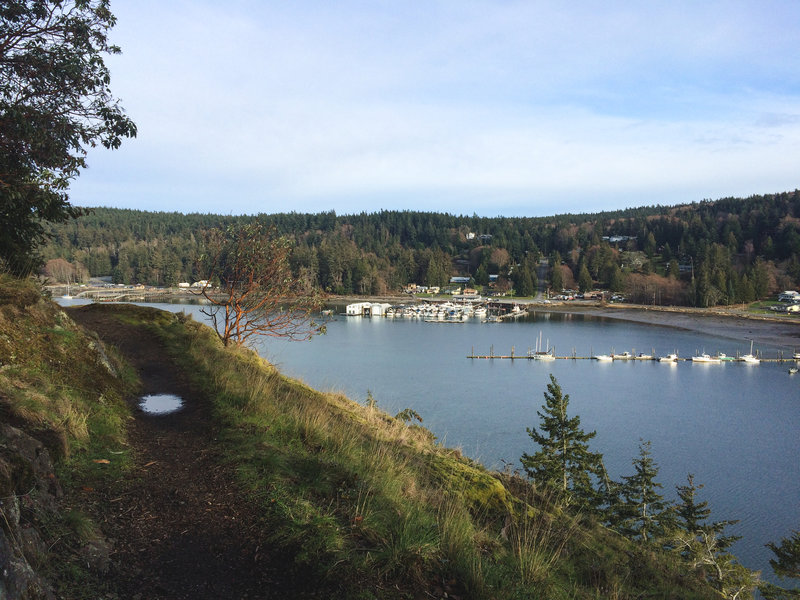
[1,279,728,599]
[0,275,136,596]
[90,302,722,600]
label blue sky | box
[71,1,800,217]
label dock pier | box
[467,347,798,363]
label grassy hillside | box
[0,275,136,596]
[0,276,723,598]
[102,301,720,599]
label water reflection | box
[139,393,183,414]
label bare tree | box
[43,258,75,283]
[197,222,324,347]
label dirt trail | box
[70,307,309,599]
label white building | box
[346,302,392,317]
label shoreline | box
[328,294,800,350]
[54,285,800,350]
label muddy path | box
[69,307,314,599]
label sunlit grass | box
[90,301,722,600]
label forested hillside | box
[43,190,800,307]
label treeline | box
[42,190,800,306]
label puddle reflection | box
[139,394,183,414]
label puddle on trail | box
[139,394,184,415]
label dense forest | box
[42,190,800,307]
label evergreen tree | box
[614,440,671,543]
[514,264,535,297]
[520,375,603,509]
[675,474,712,534]
[577,263,592,293]
[672,474,750,596]
[550,260,564,292]
[761,530,800,599]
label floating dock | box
[467,346,799,363]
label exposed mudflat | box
[539,304,800,349]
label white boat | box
[738,341,760,364]
[593,354,613,361]
[635,353,653,361]
[691,353,721,363]
[473,306,487,318]
[789,367,798,374]
[658,353,679,363]
[532,331,555,360]
[613,351,632,360]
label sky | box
[71,0,800,217]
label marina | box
[467,346,797,363]
[345,299,525,322]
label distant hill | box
[42,190,800,307]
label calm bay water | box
[62,298,800,584]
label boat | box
[658,353,679,363]
[738,341,760,364]
[635,352,653,361]
[612,351,632,360]
[691,353,721,363]
[593,354,613,361]
[61,279,73,300]
[532,331,556,360]
[789,367,798,374]
[794,350,800,360]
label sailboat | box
[738,340,760,364]
[532,331,555,361]
[61,278,73,300]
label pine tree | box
[672,473,751,595]
[515,264,535,297]
[761,530,800,599]
[675,474,712,534]
[614,440,671,543]
[577,263,593,293]
[520,375,603,509]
